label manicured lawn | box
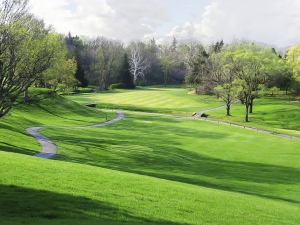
[207,95,300,136]
[1,87,300,224]
[64,86,223,115]
[1,150,300,225]
[41,111,300,205]
[0,88,114,155]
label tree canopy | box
[0,0,63,117]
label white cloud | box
[166,0,300,47]
[29,0,171,40]
[29,0,300,47]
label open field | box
[64,86,222,115]
[1,87,300,224]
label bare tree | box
[128,41,149,84]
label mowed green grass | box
[207,95,300,136]
[1,87,300,224]
[65,86,222,115]
[0,88,113,156]
[1,146,300,225]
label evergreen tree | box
[120,53,135,89]
[75,62,88,88]
[65,33,88,87]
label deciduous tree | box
[0,0,60,117]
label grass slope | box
[64,86,222,115]
[1,87,300,224]
[0,88,113,156]
[1,151,300,225]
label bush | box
[109,83,127,90]
[138,80,147,87]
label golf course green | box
[1,86,299,225]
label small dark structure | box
[85,103,96,108]
[201,113,208,118]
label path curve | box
[26,110,124,159]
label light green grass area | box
[207,95,300,136]
[65,86,223,115]
[1,87,300,224]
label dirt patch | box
[188,90,196,95]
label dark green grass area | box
[0,88,114,155]
[64,86,222,115]
[1,151,300,225]
[41,112,300,209]
[207,95,300,136]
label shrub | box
[138,80,147,87]
[109,83,127,89]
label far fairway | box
[65,86,223,115]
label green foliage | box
[159,55,174,86]
[286,43,300,82]
[119,53,135,89]
[0,1,63,117]
[109,83,127,89]
[221,42,281,121]
[185,47,209,93]
[75,61,88,88]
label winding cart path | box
[26,110,124,159]
[27,104,300,160]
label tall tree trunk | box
[244,103,249,122]
[24,89,29,102]
[226,103,230,116]
[244,94,250,122]
[249,101,253,113]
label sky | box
[29,0,300,48]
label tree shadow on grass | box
[53,130,300,205]
[35,104,105,124]
[0,184,185,225]
[0,143,38,155]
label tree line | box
[1,0,300,119]
[185,40,300,122]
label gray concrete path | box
[121,105,300,141]
[26,110,124,159]
[191,103,300,141]
[193,100,239,118]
